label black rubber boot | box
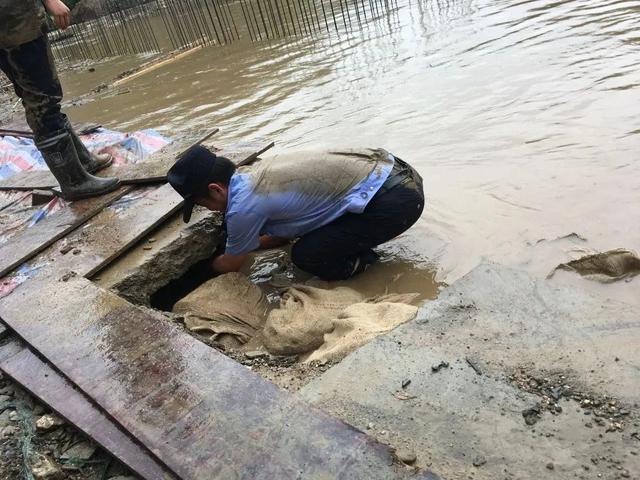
[35,130,121,201]
[64,121,113,173]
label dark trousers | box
[291,158,425,280]
[0,34,66,138]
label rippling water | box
[64,0,640,297]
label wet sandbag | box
[173,272,268,344]
[305,297,419,363]
[263,285,366,355]
[549,249,640,282]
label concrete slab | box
[94,210,223,305]
[301,262,640,480]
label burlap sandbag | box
[173,272,268,344]
[305,299,419,363]
[263,285,419,356]
[263,285,364,355]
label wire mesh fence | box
[49,0,401,63]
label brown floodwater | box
[60,0,640,302]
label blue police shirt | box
[224,150,395,256]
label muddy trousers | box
[0,34,66,138]
[291,161,425,281]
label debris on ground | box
[472,456,486,467]
[220,348,333,392]
[393,390,417,401]
[521,405,542,426]
[31,454,64,480]
[395,447,417,465]
[464,356,482,376]
[60,440,97,462]
[510,369,630,432]
[59,271,77,282]
[431,361,449,373]
[36,414,65,432]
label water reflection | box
[63,0,640,291]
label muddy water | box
[62,0,640,301]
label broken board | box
[0,337,175,480]
[0,277,430,480]
[0,139,274,191]
[0,187,130,278]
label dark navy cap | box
[167,145,228,223]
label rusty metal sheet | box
[0,187,130,278]
[0,337,176,480]
[0,278,431,480]
[0,140,274,191]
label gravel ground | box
[0,370,138,480]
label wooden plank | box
[0,278,427,480]
[0,337,175,480]
[0,122,101,138]
[0,139,273,191]
[0,187,130,278]
[0,170,55,191]
[112,43,205,87]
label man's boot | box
[64,121,113,173]
[35,129,120,201]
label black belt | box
[378,155,418,194]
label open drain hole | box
[149,256,217,311]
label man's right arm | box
[211,253,247,274]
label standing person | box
[0,0,120,200]
[168,146,424,280]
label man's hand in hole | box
[43,0,71,30]
[211,253,247,274]
[211,236,289,274]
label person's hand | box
[43,0,71,30]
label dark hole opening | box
[149,256,217,311]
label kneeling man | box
[168,146,424,280]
